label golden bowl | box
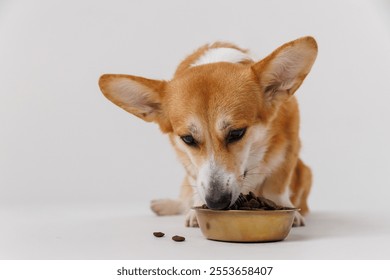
[194,207,297,242]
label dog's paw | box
[150,199,184,216]
[185,210,199,227]
[292,211,305,227]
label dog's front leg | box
[177,176,203,227]
[185,194,204,227]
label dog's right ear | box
[99,74,171,132]
[252,36,318,105]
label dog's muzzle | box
[205,192,232,210]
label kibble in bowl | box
[194,192,298,243]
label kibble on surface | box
[153,232,165,237]
[172,235,185,242]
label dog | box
[99,36,317,227]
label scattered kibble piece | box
[172,235,185,242]
[153,232,165,237]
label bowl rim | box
[192,206,299,213]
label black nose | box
[205,192,232,210]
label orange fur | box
[99,36,318,227]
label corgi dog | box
[99,36,317,227]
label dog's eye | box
[181,135,198,147]
[226,128,246,144]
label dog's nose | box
[205,192,232,210]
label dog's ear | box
[252,36,317,104]
[99,74,171,132]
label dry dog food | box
[172,235,185,242]
[202,192,294,211]
[153,232,165,237]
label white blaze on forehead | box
[191,47,253,67]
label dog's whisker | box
[239,170,271,179]
[245,165,260,172]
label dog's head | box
[99,37,317,209]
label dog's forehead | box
[186,116,203,136]
[169,65,258,106]
[167,63,260,133]
[170,63,250,92]
[173,115,231,144]
[186,114,231,134]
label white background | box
[1,0,390,259]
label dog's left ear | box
[252,36,318,104]
[99,74,171,132]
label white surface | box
[1,0,390,259]
[1,202,389,259]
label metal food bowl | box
[194,207,297,242]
